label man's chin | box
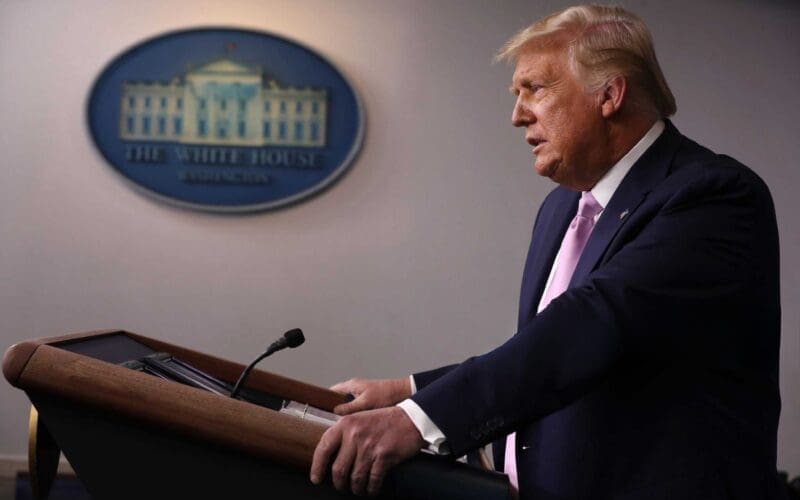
[535,161,558,181]
[536,165,581,191]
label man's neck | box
[590,120,665,208]
[606,116,659,168]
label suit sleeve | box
[413,364,458,390]
[411,161,779,456]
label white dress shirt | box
[398,120,666,454]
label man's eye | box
[510,84,542,97]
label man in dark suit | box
[310,5,784,499]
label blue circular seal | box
[88,28,364,212]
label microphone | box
[271,328,305,350]
[230,328,305,399]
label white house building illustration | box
[119,59,327,147]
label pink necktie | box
[504,191,603,495]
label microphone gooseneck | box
[230,329,305,399]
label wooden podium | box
[3,330,510,499]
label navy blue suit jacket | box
[412,122,784,499]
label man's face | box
[510,43,610,191]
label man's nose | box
[511,99,532,127]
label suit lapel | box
[569,121,684,286]
[518,188,579,327]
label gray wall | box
[1,0,798,473]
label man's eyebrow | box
[510,77,544,94]
[510,76,532,90]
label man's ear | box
[600,75,626,118]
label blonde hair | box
[497,4,676,118]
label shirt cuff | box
[397,398,449,454]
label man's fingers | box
[310,425,342,485]
[330,378,412,415]
[330,379,362,394]
[333,397,370,415]
[310,407,424,496]
[333,402,355,415]
[367,456,389,497]
[350,444,375,497]
[330,428,358,492]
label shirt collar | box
[590,120,665,210]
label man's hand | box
[310,406,425,496]
[330,378,412,415]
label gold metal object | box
[478,447,493,471]
[27,405,60,499]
